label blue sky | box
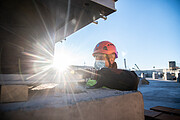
[54,0,180,70]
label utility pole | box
[124,58,127,69]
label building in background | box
[134,61,180,81]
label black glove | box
[92,68,139,91]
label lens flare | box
[53,51,72,72]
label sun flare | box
[53,52,72,72]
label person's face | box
[94,53,115,67]
[94,54,109,67]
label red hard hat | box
[93,41,118,58]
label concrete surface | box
[138,78,180,110]
[0,85,28,103]
[2,76,179,119]
[0,86,144,120]
[0,87,139,111]
[0,91,144,120]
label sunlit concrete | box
[0,86,144,120]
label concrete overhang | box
[0,0,117,42]
[0,0,117,74]
[52,0,117,42]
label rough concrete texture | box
[0,88,144,120]
[0,85,28,103]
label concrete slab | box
[150,106,180,116]
[156,113,180,120]
[0,87,144,120]
[144,109,161,118]
[0,73,145,120]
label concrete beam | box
[0,91,144,120]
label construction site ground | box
[139,78,180,110]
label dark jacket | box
[93,68,139,91]
[109,62,117,69]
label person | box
[93,41,118,69]
[86,41,139,91]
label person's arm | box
[93,68,139,91]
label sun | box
[53,52,72,72]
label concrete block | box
[144,109,161,119]
[156,113,180,120]
[0,85,28,103]
[150,106,180,116]
[0,92,144,120]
